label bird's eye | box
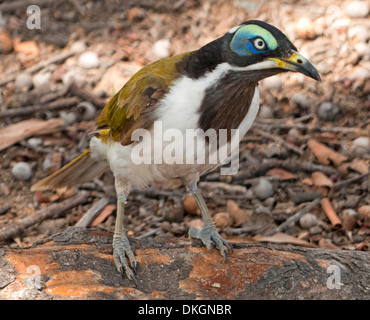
[253,38,266,50]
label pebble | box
[78,51,100,69]
[152,39,171,59]
[32,72,51,92]
[317,102,339,121]
[264,142,286,158]
[42,153,62,174]
[295,17,315,39]
[62,69,85,87]
[354,43,369,58]
[299,213,318,229]
[15,72,33,91]
[77,101,96,120]
[262,75,282,90]
[59,111,77,125]
[70,41,87,54]
[27,137,43,148]
[258,105,273,119]
[347,25,369,43]
[253,179,274,200]
[352,136,370,155]
[12,162,32,181]
[291,92,308,110]
[345,1,369,18]
[349,66,370,80]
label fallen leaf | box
[349,159,369,174]
[13,39,39,55]
[318,238,340,250]
[358,205,370,217]
[91,204,116,227]
[302,177,313,186]
[0,118,65,151]
[253,232,316,247]
[308,139,347,167]
[266,168,298,180]
[311,172,333,188]
[227,200,250,226]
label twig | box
[233,159,337,182]
[265,197,322,236]
[252,127,303,155]
[0,191,89,242]
[333,172,370,190]
[75,197,110,228]
[0,97,79,119]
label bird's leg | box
[187,183,233,262]
[112,193,137,284]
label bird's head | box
[222,20,321,81]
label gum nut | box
[261,75,282,90]
[70,41,87,54]
[291,92,308,109]
[258,105,273,119]
[78,51,100,69]
[152,39,171,59]
[352,137,370,155]
[12,162,32,181]
[253,179,274,200]
[345,1,369,18]
[317,102,339,121]
[77,101,96,120]
[15,72,33,91]
[299,213,318,229]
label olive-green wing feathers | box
[96,52,192,145]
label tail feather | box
[31,148,108,191]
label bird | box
[32,20,321,282]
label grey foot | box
[188,223,233,262]
[113,235,137,284]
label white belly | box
[90,70,260,189]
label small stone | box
[152,39,171,59]
[76,101,96,120]
[32,72,51,92]
[354,42,369,57]
[308,225,322,235]
[264,142,286,158]
[291,92,308,110]
[70,41,87,54]
[27,137,43,148]
[62,69,85,87]
[253,179,274,200]
[299,213,318,229]
[42,153,62,174]
[352,136,370,155]
[12,162,32,181]
[347,26,369,43]
[317,102,339,121]
[345,1,369,18]
[349,66,370,80]
[15,72,33,91]
[295,17,315,39]
[258,105,273,119]
[59,111,77,125]
[78,51,100,69]
[262,75,282,90]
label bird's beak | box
[266,51,321,81]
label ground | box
[0,0,369,256]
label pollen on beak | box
[266,51,321,81]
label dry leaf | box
[308,139,347,167]
[358,205,370,217]
[318,238,340,250]
[349,159,369,174]
[214,212,234,228]
[321,198,341,227]
[91,204,116,227]
[311,172,333,188]
[266,168,298,180]
[226,200,250,226]
[253,232,316,247]
[13,39,39,55]
[0,119,65,151]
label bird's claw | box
[188,223,233,262]
[113,235,138,285]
